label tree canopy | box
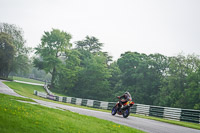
[34,29,72,88]
[0,32,15,77]
[0,23,30,78]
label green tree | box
[72,36,113,100]
[0,23,30,76]
[0,23,28,54]
[148,53,169,105]
[71,53,111,100]
[75,36,103,53]
[117,52,165,105]
[0,32,15,77]
[184,54,200,109]
[159,54,200,109]
[108,61,122,101]
[159,55,186,107]
[102,51,113,65]
[12,53,31,76]
[57,50,82,92]
[34,29,72,89]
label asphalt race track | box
[0,81,199,133]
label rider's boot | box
[118,104,122,112]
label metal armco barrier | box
[108,102,115,110]
[44,83,53,95]
[66,97,72,103]
[71,97,76,104]
[34,90,37,95]
[136,104,150,116]
[81,99,88,106]
[34,90,200,124]
[180,109,200,123]
[164,107,181,120]
[58,96,63,102]
[130,104,137,114]
[36,91,47,98]
[100,102,109,110]
[93,101,101,108]
[149,106,164,118]
[47,94,56,100]
[87,100,94,107]
[62,97,67,103]
[76,98,82,106]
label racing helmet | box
[125,91,130,96]
[125,91,132,100]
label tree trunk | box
[51,67,56,89]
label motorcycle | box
[111,97,134,118]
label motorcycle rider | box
[117,91,132,112]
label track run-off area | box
[0,80,199,133]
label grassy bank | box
[0,93,144,133]
[3,81,200,130]
[13,76,66,96]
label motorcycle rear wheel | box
[111,106,117,115]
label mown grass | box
[4,81,200,131]
[0,93,144,133]
[13,76,66,97]
[13,76,44,84]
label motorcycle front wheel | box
[123,108,130,118]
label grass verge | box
[130,114,200,130]
[0,93,144,133]
[13,76,44,84]
[49,88,67,97]
[3,81,200,130]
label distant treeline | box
[1,23,199,110]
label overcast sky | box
[0,0,200,60]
